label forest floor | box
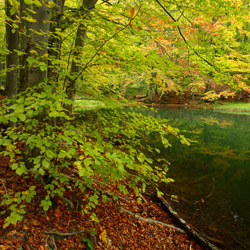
[0,157,206,250]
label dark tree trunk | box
[28,2,51,87]
[5,0,19,96]
[19,0,51,91]
[65,0,98,113]
[47,0,65,83]
[19,0,31,92]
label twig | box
[206,177,215,198]
[44,229,86,237]
[51,235,58,250]
[1,179,9,200]
[46,234,58,250]
[205,235,225,246]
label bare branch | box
[1,179,9,200]
[44,229,86,237]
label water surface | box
[146,108,250,250]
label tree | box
[0,0,248,229]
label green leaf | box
[42,159,50,169]
[16,167,26,176]
[83,158,92,167]
[155,148,160,153]
[46,150,55,159]
[82,238,93,250]
[18,114,26,122]
[11,163,19,170]
[41,199,52,211]
[38,168,45,175]
[10,116,17,123]
[137,153,145,163]
[161,137,171,148]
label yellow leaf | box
[0,244,8,250]
[99,229,107,243]
[79,155,84,160]
[33,219,39,225]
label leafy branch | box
[155,0,219,71]
[70,4,142,86]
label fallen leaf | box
[99,229,107,243]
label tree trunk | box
[148,82,153,101]
[19,0,31,92]
[47,0,65,83]
[27,2,51,87]
[19,0,51,91]
[5,0,19,96]
[65,0,98,113]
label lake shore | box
[141,100,250,114]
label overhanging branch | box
[155,0,218,71]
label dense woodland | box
[0,0,250,249]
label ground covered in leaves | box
[0,157,206,250]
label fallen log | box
[158,196,221,250]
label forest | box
[0,0,250,249]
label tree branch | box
[1,179,9,200]
[71,4,142,86]
[155,0,218,71]
[44,229,86,237]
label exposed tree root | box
[44,229,95,250]
[63,172,186,234]
[115,202,186,234]
[61,172,221,249]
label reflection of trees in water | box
[150,108,250,250]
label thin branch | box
[44,229,86,237]
[206,177,215,198]
[177,10,185,21]
[154,40,174,61]
[46,235,58,250]
[96,12,126,27]
[100,0,113,6]
[155,0,218,71]
[1,179,9,200]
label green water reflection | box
[145,108,250,250]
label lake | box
[143,107,250,250]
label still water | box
[144,107,250,250]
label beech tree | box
[0,0,249,228]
